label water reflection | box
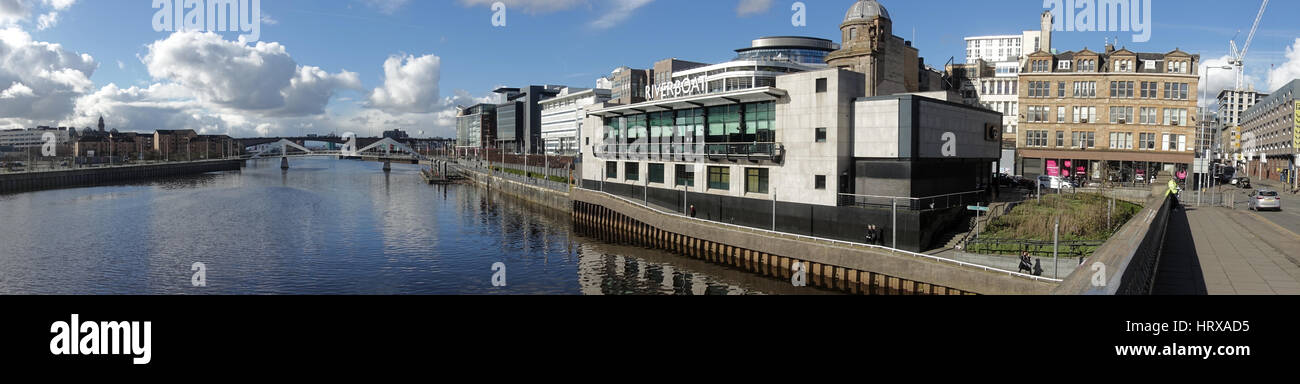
[0,158,836,295]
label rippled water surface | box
[0,158,828,295]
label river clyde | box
[0,158,827,295]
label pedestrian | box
[865,225,876,245]
[1018,251,1033,274]
[689,204,696,218]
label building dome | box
[844,0,890,23]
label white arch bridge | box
[245,138,428,169]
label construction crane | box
[1228,0,1270,91]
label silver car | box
[1250,190,1282,211]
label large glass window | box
[707,166,730,191]
[675,164,695,187]
[648,163,664,184]
[745,102,775,142]
[745,168,769,194]
[707,105,742,142]
[625,162,639,181]
[606,161,617,178]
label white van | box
[1038,175,1073,189]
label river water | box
[0,158,826,295]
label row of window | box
[1023,130,1188,151]
[1030,58,1193,73]
[1027,105,1191,126]
[605,162,783,194]
[1026,80,1189,100]
[602,101,776,145]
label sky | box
[2,0,1299,138]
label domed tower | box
[826,0,914,96]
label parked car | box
[1038,175,1074,190]
[1250,189,1282,211]
[1237,177,1252,189]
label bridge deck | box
[1154,206,1300,295]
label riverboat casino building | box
[580,0,1001,251]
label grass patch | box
[966,193,1142,257]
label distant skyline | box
[2,0,1298,138]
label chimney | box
[1040,11,1054,54]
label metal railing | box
[455,159,573,192]
[577,184,1062,283]
[837,190,987,211]
[964,238,1105,259]
[594,142,782,160]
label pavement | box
[1154,189,1300,295]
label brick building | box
[1017,45,1200,185]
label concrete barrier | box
[459,168,572,213]
[0,160,243,194]
[572,188,1058,295]
[1053,186,1173,295]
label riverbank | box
[0,159,244,194]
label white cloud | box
[368,53,442,114]
[34,10,53,29]
[1266,38,1300,92]
[142,31,359,117]
[0,0,33,25]
[1,0,74,28]
[0,26,96,125]
[0,80,33,98]
[1199,55,1260,107]
[736,0,772,17]
[589,0,652,29]
[43,0,74,11]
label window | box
[1056,131,1065,147]
[1057,106,1066,123]
[1140,107,1158,125]
[606,161,618,179]
[675,164,695,187]
[625,162,639,181]
[1058,82,1066,98]
[1025,130,1049,147]
[707,166,730,190]
[1110,107,1134,124]
[1028,106,1050,122]
[648,163,664,184]
[1139,133,1157,150]
[1163,108,1188,126]
[815,175,826,190]
[1164,83,1190,100]
[1109,132,1133,149]
[1072,81,1096,98]
[745,168,769,194]
[1071,131,1096,148]
[1110,81,1134,98]
[1073,106,1097,123]
[1141,81,1158,98]
[815,127,827,143]
[815,78,827,93]
[1058,61,1072,70]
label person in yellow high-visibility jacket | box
[1167,178,1181,207]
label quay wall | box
[0,160,243,194]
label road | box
[1156,182,1300,295]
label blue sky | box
[3,0,1299,138]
